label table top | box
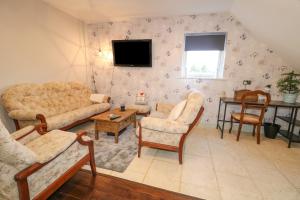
[91,108,137,123]
[220,97,300,108]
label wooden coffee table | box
[91,108,137,143]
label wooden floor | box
[48,170,203,200]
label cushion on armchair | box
[167,100,187,121]
[176,91,204,125]
[0,119,37,170]
[25,130,77,163]
[141,117,189,134]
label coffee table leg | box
[114,132,119,143]
[95,130,99,140]
[133,114,137,128]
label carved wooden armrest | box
[36,114,47,131]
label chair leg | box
[138,143,141,158]
[89,143,97,177]
[229,116,233,133]
[236,122,243,141]
[252,125,256,136]
[257,125,261,144]
[178,149,183,164]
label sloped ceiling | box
[231,0,300,68]
[42,0,300,68]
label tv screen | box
[112,39,152,67]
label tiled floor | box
[84,126,300,200]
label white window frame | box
[182,32,227,79]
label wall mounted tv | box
[112,39,152,67]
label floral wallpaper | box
[86,12,293,125]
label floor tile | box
[180,182,221,200]
[143,160,182,192]
[110,170,144,183]
[182,155,218,188]
[217,172,263,200]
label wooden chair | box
[229,90,271,144]
[137,91,204,164]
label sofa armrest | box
[155,103,175,114]
[104,96,111,103]
[8,110,37,121]
[141,117,189,134]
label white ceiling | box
[42,0,300,68]
[42,0,234,23]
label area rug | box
[84,125,138,173]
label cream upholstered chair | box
[0,120,96,200]
[137,91,204,164]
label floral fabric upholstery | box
[26,130,77,163]
[176,91,204,125]
[1,82,110,130]
[0,120,90,200]
[136,127,182,146]
[141,117,189,134]
[155,102,175,114]
[140,91,203,146]
[45,103,110,130]
[149,111,168,119]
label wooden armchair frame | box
[13,124,96,200]
[229,90,271,144]
[138,106,204,164]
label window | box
[183,33,226,79]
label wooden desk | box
[216,97,300,147]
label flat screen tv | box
[112,39,152,67]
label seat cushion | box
[232,113,260,124]
[141,117,189,134]
[136,128,183,146]
[46,103,110,130]
[25,130,77,163]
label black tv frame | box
[112,39,152,67]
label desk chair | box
[229,90,271,144]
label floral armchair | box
[0,119,96,200]
[137,91,204,164]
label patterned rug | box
[84,126,138,173]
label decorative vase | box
[283,93,298,104]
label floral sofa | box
[1,82,110,131]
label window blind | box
[185,34,226,51]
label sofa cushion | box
[168,100,187,121]
[141,117,189,134]
[176,91,204,125]
[46,103,110,130]
[1,82,93,120]
[0,119,37,170]
[26,130,77,163]
[136,127,182,146]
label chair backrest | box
[176,91,204,125]
[240,90,271,123]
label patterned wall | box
[86,12,293,125]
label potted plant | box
[277,71,300,103]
